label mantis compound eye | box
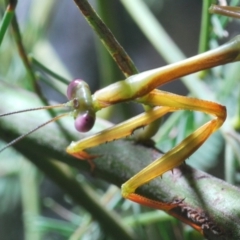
[67,79,84,100]
[74,111,95,132]
[67,79,96,132]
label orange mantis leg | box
[121,89,226,209]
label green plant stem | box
[95,1,120,87]
[20,160,41,240]
[225,139,236,184]
[0,0,16,46]
[209,4,240,19]
[69,215,91,240]
[29,56,69,85]
[1,82,240,239]
[35,217,76,236]
[72,0,138,77]
[36,74,66,97]
[124,211,173,226]
[198,0,212,54]
[10,14,38,92]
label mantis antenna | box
[0,112,68,153]
[0,79,96,152]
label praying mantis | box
[1,2,240,239]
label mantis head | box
[67,79,96,132]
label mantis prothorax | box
[0,4,239,235]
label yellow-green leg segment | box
[121,90,226,217]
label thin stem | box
[0,0,17,46]
[95,1,120,86]
[29,56,69,85]
[209,5,240,19]
[20,160,41,240]
[10,14,39,91]
[36,74,66,97]
[198,0,212,53]
[73,0,138,77]
[124,211,173,226]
